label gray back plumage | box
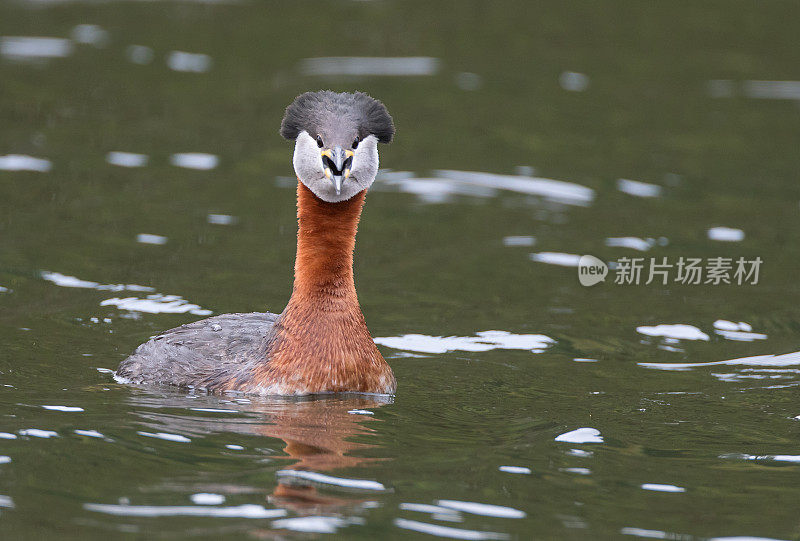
[116,312,279,389]
[280,91,395,146]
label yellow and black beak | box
[321,147,354,195]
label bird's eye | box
[352,136,360,149]
[316,135,324,148]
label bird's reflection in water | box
[128,390,391,514]
[259,395,390,513]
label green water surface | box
[1,1,800,539]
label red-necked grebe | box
[116,91,396,396]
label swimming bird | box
[116,91,396,396]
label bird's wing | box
[116,312,279,387]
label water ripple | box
[436,500,526,519]
[84,503,285,518]
[555,427,604,443]
[0,154,52,172]
[275,470,387,492]
[375,331,554,354]
[394,518,509,540]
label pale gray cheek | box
[351,170,375,191]
[293,152,323,182]
[350,148,379,190]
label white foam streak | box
[41,271,154,292]
[436,500,526,519]
[605,237,654,251]
[636,324,710,341]
[375,330,554,354]
[137,431,191,443]
[714,320,752,332]
[0,37,72,60]
[74,430,104,438]
[375,169,594,206]
[207,214,237,225]
[723,453,800,465]
[503,236,535,247]
[300,57,440,76]
[0,154,52,172]
[272,516,354,533]
[710,537,788,541]
[743,80,800,100]
[435,170,594,206]
[71,25,108,46]
[560,71,590,92]
[395,518,509,540]
[190,493,225,505]
[275,470,386,491]
[621,527,686,539]
[763,455,800,463]
[498,466,531,474]
[400,503,461,515]
[42,271,99,288]
[561,467,591,475]
[640,351,800,371]
[41,271,211,316]
[136,233,168,245]
[170,153,218,170]
[101,294,212,316]
[707,227,745,242]
[19,429,58,438]
[617,179,662,198]
[42,405,84,412]
[166,51,212,72]
[85,503,285,518]
[715,330,767,342]
[530,252,582,267]
[106,151,148,168]
[555,427,604,443]
[389,178,496,203]
[710,79,800,101]
[641,483,686,493]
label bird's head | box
[280,90,394,203]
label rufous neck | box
[290,182,366,301]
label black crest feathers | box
[280,91,395,144]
